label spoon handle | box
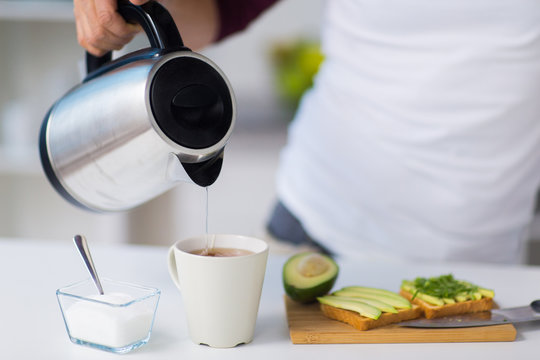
[73,235,104,295]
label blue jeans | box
[267,201,332,255]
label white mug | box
[167,234,269,348]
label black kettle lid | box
[150,54,234,150]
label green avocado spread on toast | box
[401,274,494,306]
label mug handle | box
[167,246,182,290]
[86,0,186,74]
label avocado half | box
[283,252,339,303]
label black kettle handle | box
[86,0,184,74]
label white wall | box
[0,19,128,243]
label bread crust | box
[399,290,493,319]
[320,303,423,331]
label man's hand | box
[74,0,219,54]
[74,0,145,56]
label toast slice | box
[320,303,422,331]
[399,289,493,319]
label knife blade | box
[399,300,540,328]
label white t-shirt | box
[276,0,540,263]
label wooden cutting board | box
[284,296,517,344]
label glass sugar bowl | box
[57,278,160,354]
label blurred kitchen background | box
[1,0,540,264]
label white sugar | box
[65,292,154,348]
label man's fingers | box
[79,11,127,56]
[74,0,141,56]
[129,0,151,6]
[95,0,140,41]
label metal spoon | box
[73,234,104,295]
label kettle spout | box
[166,151,224,187]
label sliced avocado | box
[400,280,415,293]
[341,286,406,299]
[472,292,483,300]
[283,252,339,303]
[330,295,397,313]
[317,296,381,319]
[479,288,495,298]
[334,288,411,309]
[415,292,445,306]
[455,293,470,302]
[401,281,447,306]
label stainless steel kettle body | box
[39,1,235,212]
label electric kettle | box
[39,1,235,212]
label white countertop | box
[1,237,539,359]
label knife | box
[399,300,540,328]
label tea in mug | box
[191,248,254,257]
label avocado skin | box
[282,253,339,303]
[284,276,338,303]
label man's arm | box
[74,0,278,56]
